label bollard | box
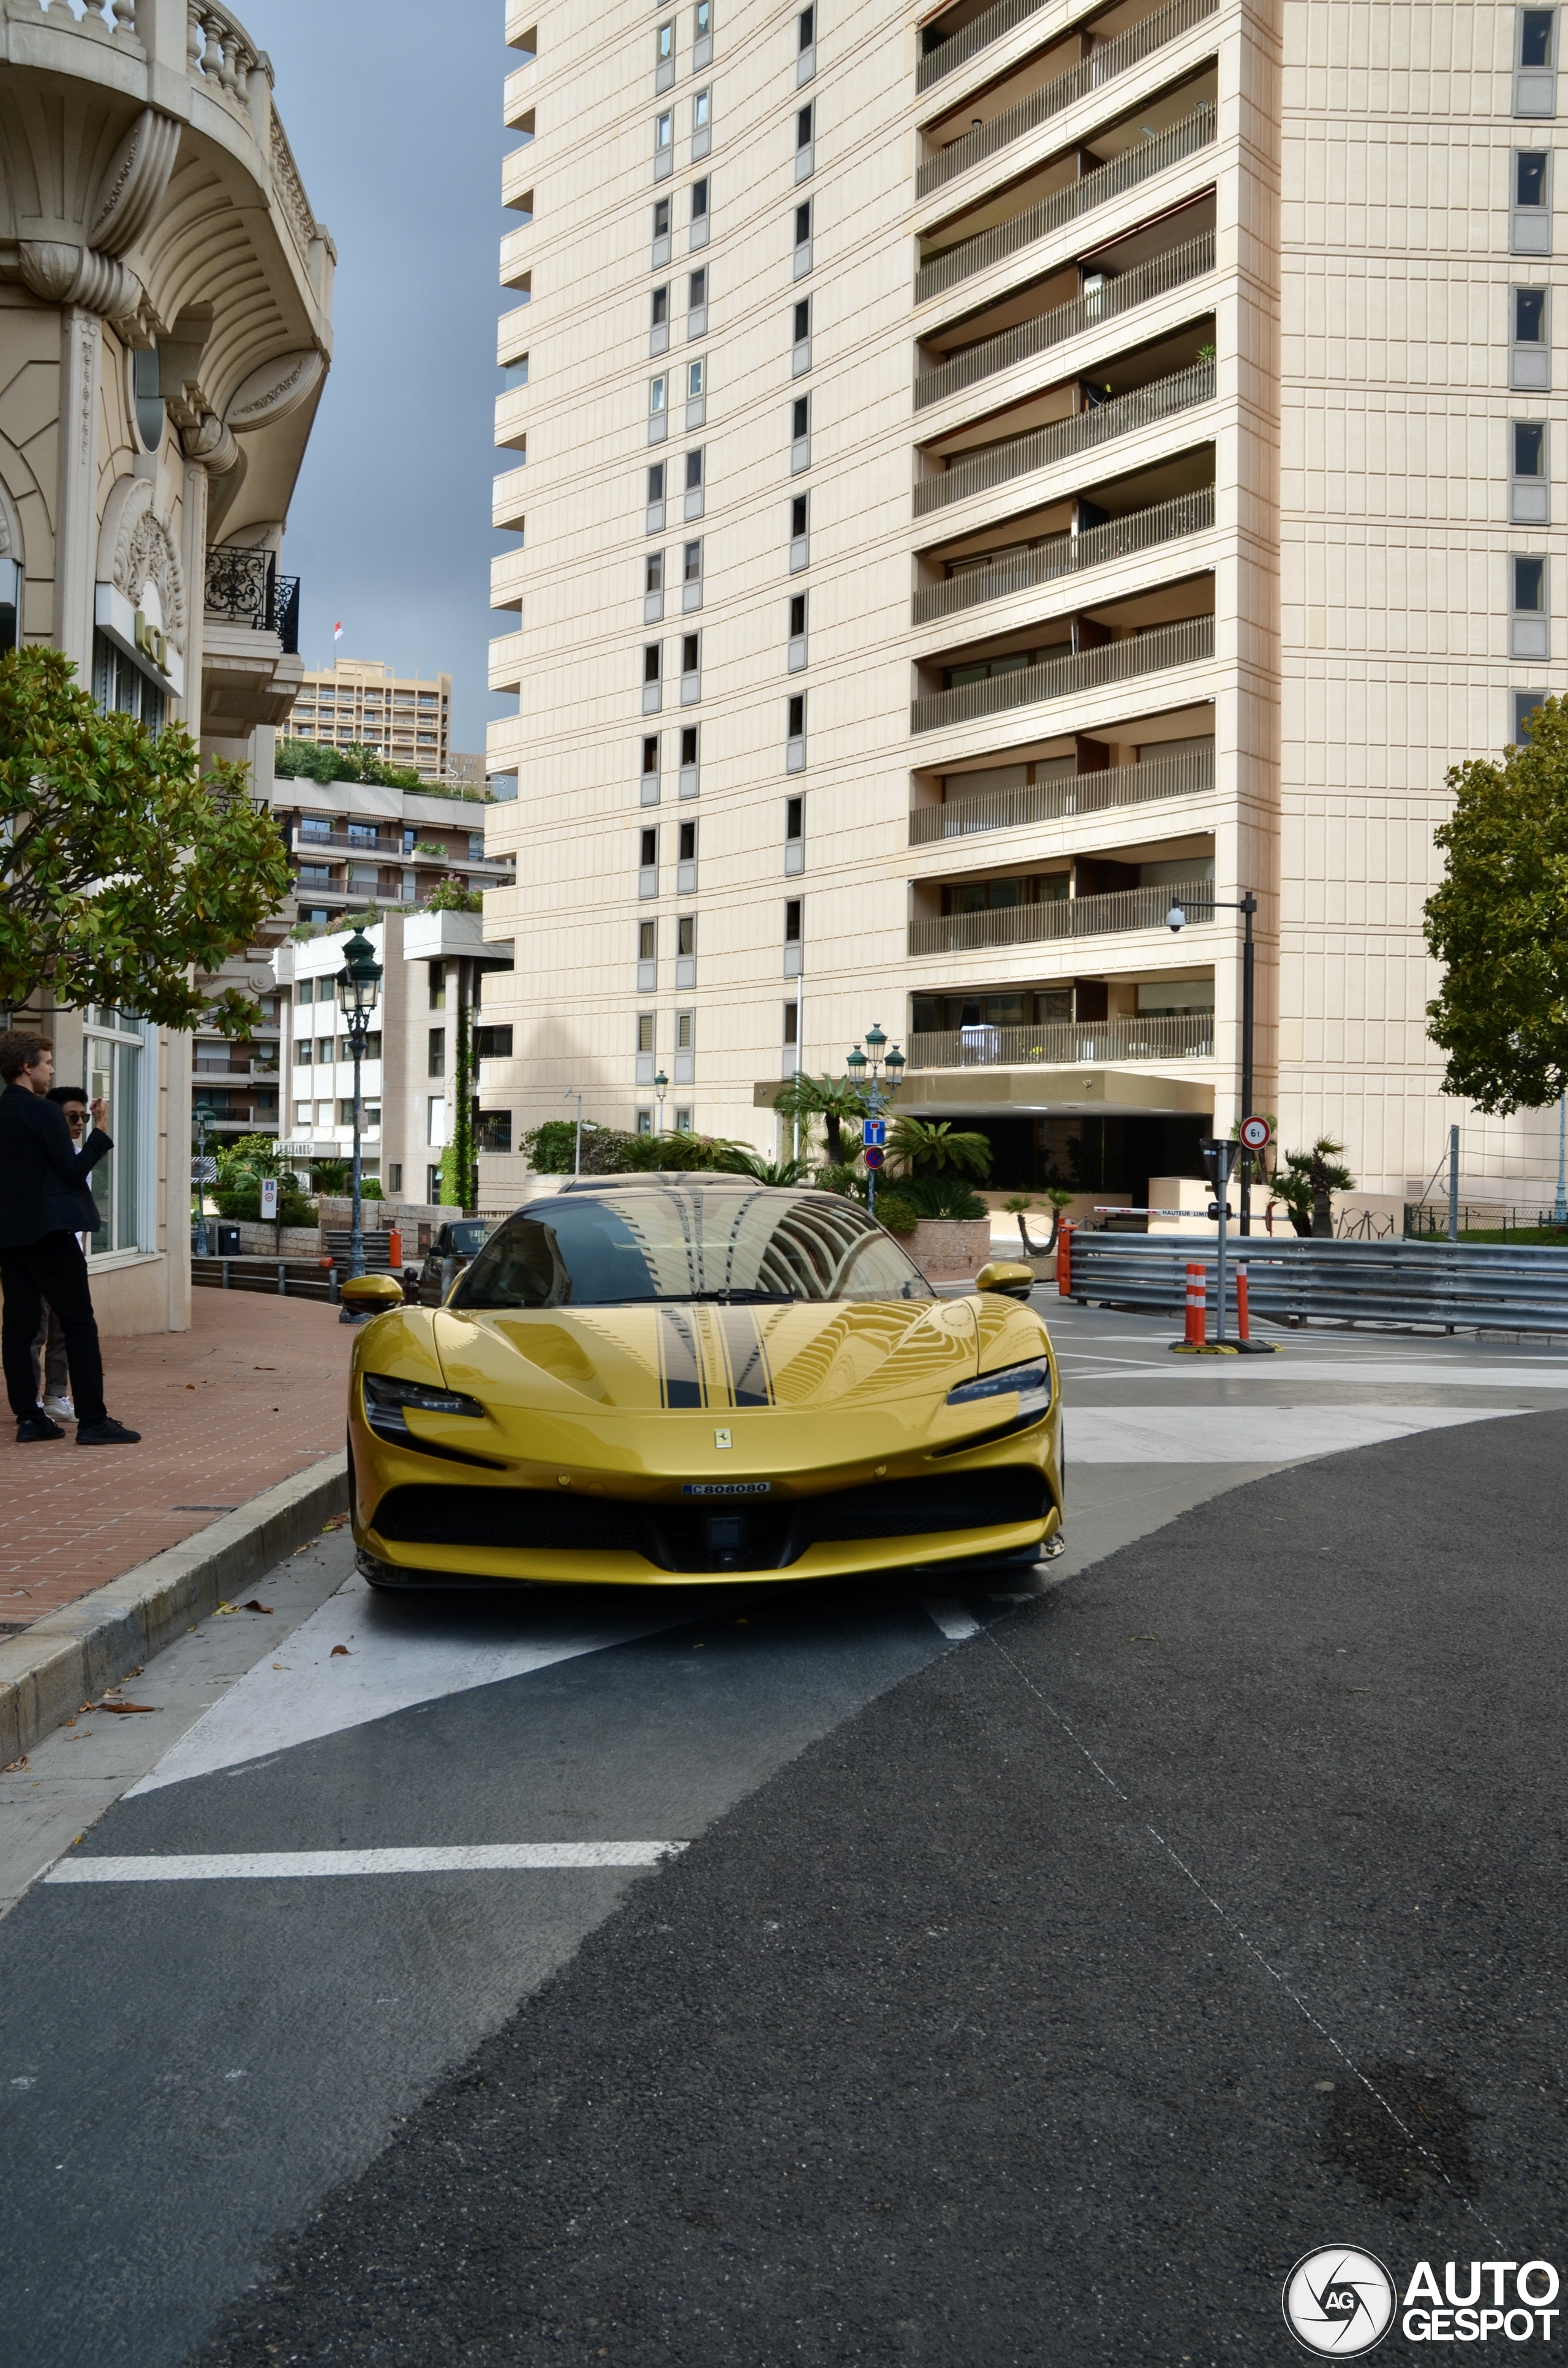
[1185,1260,1206,1345]
[386,1227,403,1269]
[1236,1262,1250,1341]
[221,1258,230,1290]
[276,1262,287,1298]
[1055,1222,1073,1297]
[328,1268,339,1306]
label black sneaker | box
[15,1412,63,1443]
[76,1417,141,1446]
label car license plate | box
[682,1481,772,1496]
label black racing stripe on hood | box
[721,1308,774,1407]
[658,1307,706,1408]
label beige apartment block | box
[480,0,1566,1211]
[285,657,453,781]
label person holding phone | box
[29,1084,92,1421]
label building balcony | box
[910,744,1215,844]
[915,484,1215,627]
[915,353,1215,521]
[910,873,1214,957]
[491,547,526,611]
[912,607,1215,736]
[906,1013,1214,1067]
[918,0,1218,195]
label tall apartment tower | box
[483,0,1564,1208]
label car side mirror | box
[974,1260,1035,1301]
[340,1273,404,1313]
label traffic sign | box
[1240,1115,1272,1152]
[260,1178,279,1220]
[863,1145,884,1170]
[862,1118,886,1148]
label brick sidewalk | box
[1,1292,354,1630]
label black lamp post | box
[192,1103,212,1257]
[1167,888,1259,1233]
[654,1069,669,1137]
[845,1025,905,1218]
[335,925,383,1311]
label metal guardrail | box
[912,613,1215,735]
[916,487,1215,626]
[908,1015,1213,1068]
[192,1257,337,1303]
[915,228,1216,410]
[915,360,1215,519]
[918,0,1052,92]
[911,874,1213,957]
[918,0,1219,181]
[910,747,1214,844]
[1057,1232,1568,1334]
[918,107,1216,302]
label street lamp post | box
[654,1070,668,1139]
[845,1024,905,1218]
[1167,889,1259,1234]
[192,1105,211,1257]
[335,925,383,1318]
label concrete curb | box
[0,1453,349,1766]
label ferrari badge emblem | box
[714,1427,733,1449]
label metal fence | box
[917,0,1051,92]
[912,613,1214,735]
[918,0,1219,182]
[910,874,1214,957]
[914,360,1215,520]
[910,746,1215,844]
[915,229,1216,411]
[917,107,1216,303]
[1406,1202,1568,1238]
[192,1257,337,1302]
[205,545,301,654]
[915,487,1215,626]
[908,1014,1213,1069]
[1058,1231,1568,1334]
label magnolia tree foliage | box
[1425,696,1568,1113]
[0,648,290,1031]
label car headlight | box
[946,1358,1052,1421]
[363,1374,487,1421]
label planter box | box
[903,1217,993,1281]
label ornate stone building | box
[0,0,333,1333]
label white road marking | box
[922,1599,981,1640]
[1077,1361,1568,1388]
[1064,1403,1523,1463]
[44,1842,686,1884]
[127,1578,685,1796]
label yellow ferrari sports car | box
[344,1176,1061,1590]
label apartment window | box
[1512,418,1550,520]
[680,630,701,703]
[790,489,810,571]
[786,691,806,771]
[684,445,705,520]
[295,1037,313,1069]
[676,914,697,987]
[693,87,711,162]
[426,1162,443,1201]
[797,2,815,83]
[296,977,315,1003]
[642,731,662,805]
[637,1013,656,1054]
[686,355,707,429]
[655,18,675,89]
[783,897,803,976]
[428,1027,446,1078]
[679,721,700,799]
[430,961,447,1011]
[796,101,815,181]
[794,197,813,278]
[785,792,805,874]
[791,392,811,473]
[792,295,812,376]
[643,640,664,711]
[688,266,708,336]
[477,1111,513,1156]
[653,195,672,267]
[474,1026,513,1060]
[647,460,666,532]
[1512,554,1550,656]
[1518,8,1558,115]
[682,538,704,611]
[317,1036,335,1065]
[654,109,674,181]
[648,372,668,444]
[1513,150,1551,252]
[674,1008,695,1085]
[788,591,808,671]
[645,549,666,623]
[676,817,698,895]
[1513,286,1551,387]
[638,917,658,990]
[783,1000,799,1053]
[650,283,670,355]
[636,1108,655,1135]
[690,176,710,251]
[1515,686,1549,741]
[694,0,712,66]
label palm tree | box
[888,1116,992,1179]
[715,1146,811,1186]
[774,1072,870,1165]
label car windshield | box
[442,1221,492,1256]
[449,1186,935,1309]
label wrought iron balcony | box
[907,1013,1214,1067]
[205,546,301,654]
[910,747,1215,844]
[910,874,1214,956]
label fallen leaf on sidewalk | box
[92,1701,159,1715]
[4,1756,28,1772]
[239,1600,274,1614]
[330,1644,350,1657]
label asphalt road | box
[1,1302,1566,2366]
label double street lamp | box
[845,1023,905,1217]
[654,1069,668,1138]
[1167,888,1259,1235]
[335,926,383,1314]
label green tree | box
[1424,695,1568,1111]
[888,1116,992,1179]
[1270,1138,1355,1238]
[773,1072,870,1165]
[1005,1187,1073,1254]
[424,876,483,914]
[275,737,423,793]
[714,1146,810,1186]
[0,647,290,1029]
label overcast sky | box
[243,0,516,755]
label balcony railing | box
[915,360,1215,520]
[918,0,1051,92]
[914,227,1216,410]
[910,874,1215,956]
[917,106,1216,303]
[908,1013,1215,1066]
[293,827,405,856]
[910,746,1215,844]
[205,546,301,654]
[916,486,1215,626]
[912,612,1215,735]
[918,0,1219,191]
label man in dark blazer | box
[0,1029,140,1443]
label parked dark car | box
[411,1219,496,1306]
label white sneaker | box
[42,1396,75,1423]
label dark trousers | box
[1,1233,106,1426]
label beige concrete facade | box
[0,0,331,1330]
[480,0,1564,1209]
[284,657,454,782]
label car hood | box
[430,1295,984,1415]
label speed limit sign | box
[1240,1116,1271,1151]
